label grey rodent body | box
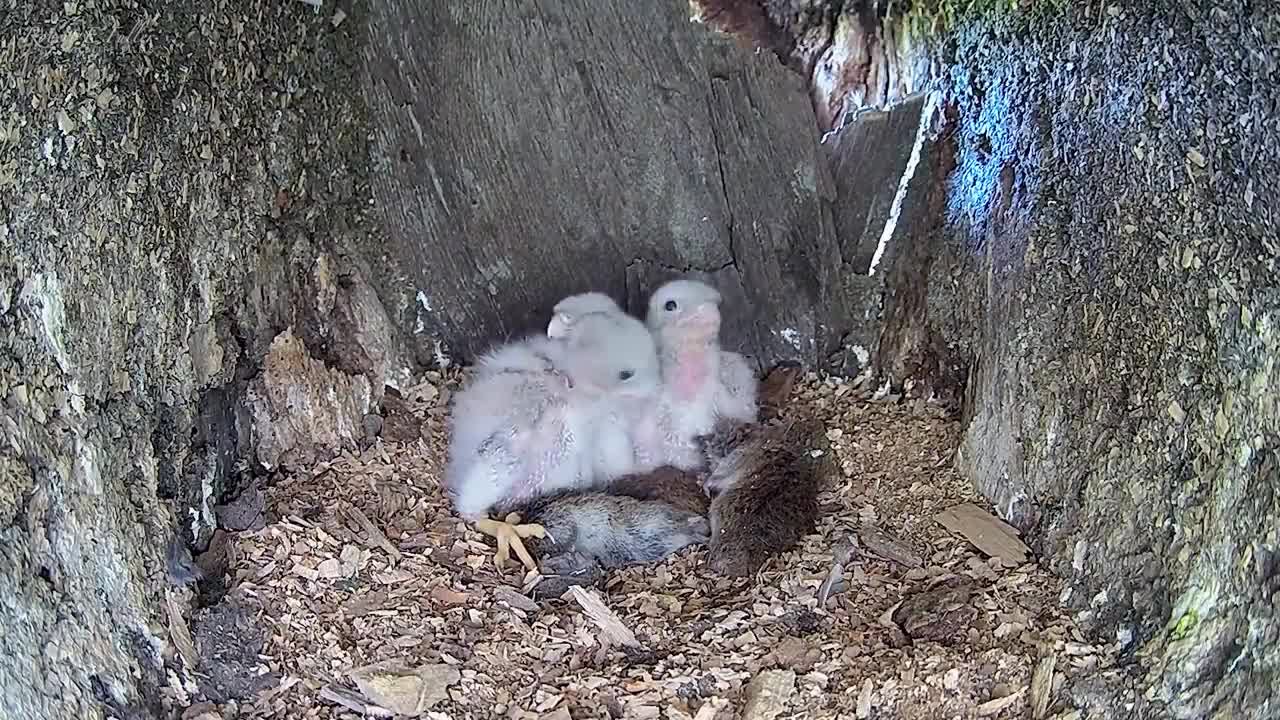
[520,466,709,570]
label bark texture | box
[695,1,933,131]
[866,3,1280,717]
[362,0,849,369]
[3,0,1276,719]
[0,3,409,718]
[826,95,926,275]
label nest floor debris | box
[203,373,1123,719]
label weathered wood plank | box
[825,95,927,274]
[934,502,1032,567]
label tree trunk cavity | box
[1,1,1276,719]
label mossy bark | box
[869,3,1280,716]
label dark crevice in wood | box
[694,0,794,58]
[872,118,963,406]
[703,87,748,293]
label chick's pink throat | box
[669,344,714,399]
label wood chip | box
[291,562,319,582]
[252,675,302,706]
[341,590,388,616]
[373,567,414,584]
[1030,655,1057,719]
[494,586,539,613]
[318,684,394,718]
[693,700,728,720]
[857,524,923,567]
[977,686,1025,716]
[741,669,796,720]
[430,586,470,605]
[165,590,199,670]
[816,561,847,606]
[181,703,220,720]
[768,637,817,672]
[855,678,873,718]
[345,504,402,561]
[934,503,1031,566]
[348,661,460,717]
[568,586,639,648]
[317,558,343,578]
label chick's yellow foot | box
[475,512,546,574]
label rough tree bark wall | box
[870,3,1279,716]
[5,0,1275,718]
[0,1,918,716]
[0,3,409,717]
[361,0,850,369]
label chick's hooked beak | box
[672,300,721,338]
[547,312,573,339]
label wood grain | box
[362,0,849,368]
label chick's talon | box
[475,512,546,573]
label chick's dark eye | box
[664,300,677,311]
[618,370,634,381]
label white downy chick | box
[447,332,565,474]
[444,312,660,520]
[546,292,623,339]
[472,332,562,376]
[651,279,759,425]
[445,338,569,519]
[546,291,669,482]
[635,279,760,470]
[555,309,662,483]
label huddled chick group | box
[444,278,827,584]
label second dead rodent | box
[705,416,834,577]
